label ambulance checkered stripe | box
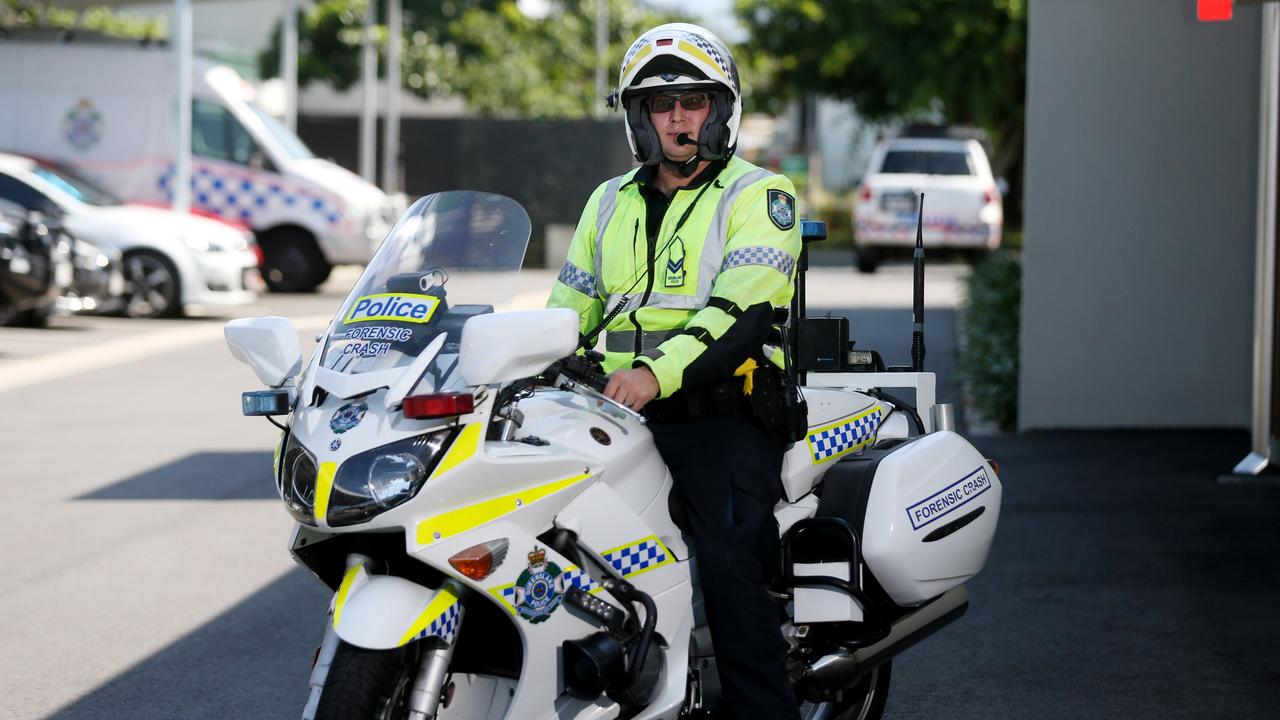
[557,261,598,298]
[721,246,796,276]
[808,408,883,463]
[157,165,342,227]
[411,600,461,644]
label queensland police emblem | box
[63,98,103,152]
[329,401,367,434]
[767,189,796,231]
[512,547,565,623]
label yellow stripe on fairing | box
[430,423,481,480]
[272,432,285,482]
[677,40,730,84]
[332,565,364,628]
[416,472,591,545]
[622,43,654,81]
[314,461,337,524]
[397,585,460,646]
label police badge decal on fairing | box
[767,189,796,230]
[513,547,565,623]
[330,401,368,434]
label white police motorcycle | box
[225,191,1001,720]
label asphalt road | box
[0,261,972,720]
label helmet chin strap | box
[661,155,702,178]
[660,133,702,178]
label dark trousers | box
[650,417,801,720]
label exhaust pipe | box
[802,585,969,687]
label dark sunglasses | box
[648,93,710,113]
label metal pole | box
[283,0,299,132]
[1234,4,1279,477]
[382,0,401,192]
[359,0,377,182]
[594,0,608,118]
[173,0,192,215]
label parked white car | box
[0,152,260,318]
[853,137,1003,273]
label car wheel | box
[856,248,881,274]
[261,228,330,293]
[123,250,182,319]
[11,306,50,327]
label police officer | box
[547,23,802,719]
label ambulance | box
[0,31,397,292]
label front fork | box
[407,628,460,719]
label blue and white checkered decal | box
[721,246,797,276]
[157,163,345,229]
[489,536,673,614]
[603,536,671,576]
[806,405,883,464]
[410,599,462,644]
[557,261,597,298]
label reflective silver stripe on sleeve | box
[593,176,624,299]
[720,246,797,276]
[697,168,773,305]
[605,329,681,353]
[556,261,597,298]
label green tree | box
[735,0,1026,214]
[259,0,677,118]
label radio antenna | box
[911,193,926,372]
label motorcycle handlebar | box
[555,354,610,394]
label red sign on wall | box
[1198,0,1233,22]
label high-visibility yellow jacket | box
[547,155,800,399]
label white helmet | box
[608,23,742,166]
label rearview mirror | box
[459,309,578,386]
[225,316,303,387]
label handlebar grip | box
[582,371,609,394]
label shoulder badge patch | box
[767,189,796,231]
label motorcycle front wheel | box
[800,660,892,720]
[315,641,419,720]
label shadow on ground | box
[76,451,276,501]
[46,568,328,720]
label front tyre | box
[315,642,418,720]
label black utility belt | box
[644,381,752,423]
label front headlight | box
[280,432,319,526]
[327,428,456,527]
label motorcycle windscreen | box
[318,191,531,387]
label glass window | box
[192,99,260,166]
[0,174,61,216]
[30,164,119,207]
[879,150,974,176]
[245,101,314,160]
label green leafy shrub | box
[958,252,1020,430]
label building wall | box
[1020,0,1261,429]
